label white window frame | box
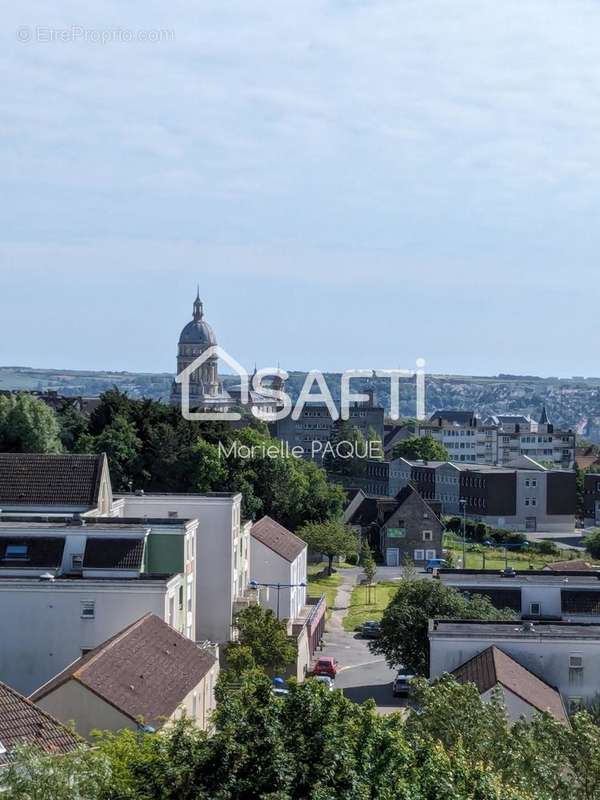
[422,530,433,541]
[425,549,436,560]
[413,549,425,561]
[529,602,541,616]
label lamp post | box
[459,498,467,568]
[249,580,308,620]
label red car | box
[313,656,338,678]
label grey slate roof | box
[451,645,568,723]
[0,680,80,765]
[31,614,216,729]
[251,516,306,562]
[0,453,106,508]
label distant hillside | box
[3,365,600,439]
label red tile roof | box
[31,614,216,729]
[251,516,306,562]
[0,453,106,508]
[0,680,80,765]
[451,645,568,723]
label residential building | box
[417,407,575,468]
[343,485,443,567]
[429,618,600,712]
[250,516,307,621]
[0,452,112,515]
[450,645,568,724]
[31,614,219,740]
[113,492,252,644]
[0,680,81,765]
[274,390,385,463]
[438,569,600,621]
[0,517,190,695]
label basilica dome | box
[178,290,217,347]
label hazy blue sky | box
[2,1,600,377]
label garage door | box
[386,548,400,567]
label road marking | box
[337,658,387,673]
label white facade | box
[250,537,307,620]
[0,575,178,696]
[429,621,600,710]
[115,493,250,643]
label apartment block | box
[417,407,575,468]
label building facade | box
[417,408,575,468]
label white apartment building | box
[113,492,252,643]
[418,408,575,468]
[0,519,186,695]
[429,619,600,713]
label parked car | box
[313,675,335,691]
[361,620,381,639]
[425,558,448,573]
[392,672,415,697]
[313,656,338,678]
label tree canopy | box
[233,605,297,673]
[392,434,449,461]
[298,519,359,574]
[370,577,516,674]
[0,394,62,453]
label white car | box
[313,675,335,691]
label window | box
[81,601,95,619]
[530,602,541,616]
[569,654,584,685]
[178,585,184,610]
[568,697,583,714]
[422,530,433,541]
[71,554,83,570]
[413,549,425,561]
[4,544,28,560]
[425,549,436,560]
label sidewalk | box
[326,570,358,633]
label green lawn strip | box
[445,543,572,571]
[343,581,399,632]
[307,571,342,618]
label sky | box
[1,0,600,377]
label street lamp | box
[459,498,467,568]
[249,580,307,620]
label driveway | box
[318,569,408,714]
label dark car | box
[392,673,415,697]
[361,620,381,639]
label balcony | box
[232,587,260,615]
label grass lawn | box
[343,581,399,632]
[307,569,342,618]
[445,543,570,571]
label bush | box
[584,528,600,559]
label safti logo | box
[176,346,426,422]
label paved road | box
[318,568,410,714]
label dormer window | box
[4,544,28,561]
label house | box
[250,516,307,621]
[438,569,600,621]
[429,619,600,712]
[0,679,81,765]
[450,645,568,724]
[0,452,112,515]
[31,614,218,740]
[344,485,443,567]
[0,517,192,695]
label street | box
[317,568,411,714]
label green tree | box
[371,577,515,674]
[360,540,377,584]
[0,394,62,453]
[392,434,449,461]
[584,528,600,560]
[323,418,368,477]
[298,519,359,575]
[234,605,297,672]
[94,415,142,490]
[576,462,586,519]
[57,403,89,451]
